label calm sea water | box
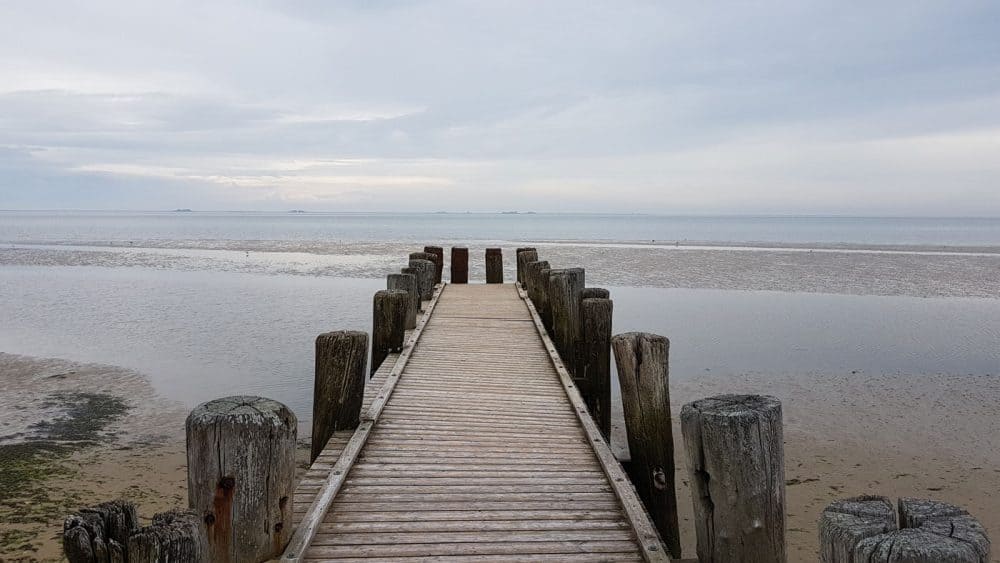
[0,212,998,428]
[3,211,1000,246]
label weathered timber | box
[312,331,367,463]
[582,298,613,440]
[450,247,469,284]
[582,287,610,299]
[820,496,990,562]
[371,289,408,375]
[128,509,209,563]
[611,332,680,558]
[681,394,786,563]
[538,265,553,331]
[186,396,297,563]
[422,246,445,284]
[63,499,137,563]
[524,260,546,305]
[485,248,503,284]
[547,268,585,376]
[516,248,537,285]
[387,273,418,329]
[408,258,436,301]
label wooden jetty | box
[285,282,668,562]
[63,247,989,563]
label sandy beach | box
[3,353,997,561]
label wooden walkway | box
[285,283,667,562]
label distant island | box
[173,208,193,212]
[289,210,307,214]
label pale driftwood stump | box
[612,332,680,558]
[581,297,613,439]
[582,287,610,299]
[372,289,408,375]
[450,246,469,283]
[312,331,367,462]
[423,245,444,284]
[64,499,137,563]
[485,248,503,283]
[387,273,418,329]
[548,268,585,376]
[681,394,786,563]
[819,495,896,563]
[516,248,537,285]
[186,396,296,563]
[821,496,990,562]
[128,509,208,563]
[408,258,436,301]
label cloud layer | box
[1,1,999,214]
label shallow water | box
[1,266,996,431]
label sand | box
[2,355,998,562]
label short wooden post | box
[820,496,990,562]
[525,260,548,306]
[548,268,585,375]
[312,331,367,462]
[516,248,537,285]
[582,297,613,439]
[372,289,408,375]
[485,248,503,283]
[423,245,444,284]
[450,247,469,283]
[128,509,209,563]
[63,499,137,562]
[186,396,297,563]
[681,394,786,563]
[582,287,609,299]
[408,258,436,301]
[612,333,681,558]
[387,273,418,329]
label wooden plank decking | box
[285,283,668,562]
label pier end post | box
[485,248,503,283]
[450,247,469,283]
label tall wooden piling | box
[423,246,444,284]
[819,496,990,562]
[548,268,585,375]
[582,297,613,439]
[186,396,297,563]
[681,394,786,563]
[312,331,367,462]
[485,248,503,283]
[450,247,469,283]
[612,333,680,558]
[408,258,436,301]
[372,289,408,375]
[387,273,418,329]
[525,260,547,305]
[516,248,537,285]
[538,265,553,331]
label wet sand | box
[3,353,997,561]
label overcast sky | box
[1,1,998,214]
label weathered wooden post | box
[525,260,547,304]
[423,245,444,284]
[128,509,209,562]
[548,268,585,375]
[819,496,989,562]
[312,331,367,462]
[582,297,613,439]
[612,333,680,558]
[538,265,553,331]
[64,500,137,562]
[371,289,408,375]
[582,287,609,299]
[485,248,503,283]
[516,247,537,285]
[387,273,418,329]
[450,246,469,283]
[681,394,786,563]
[186,396,297,563]
[408,258,436,301]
